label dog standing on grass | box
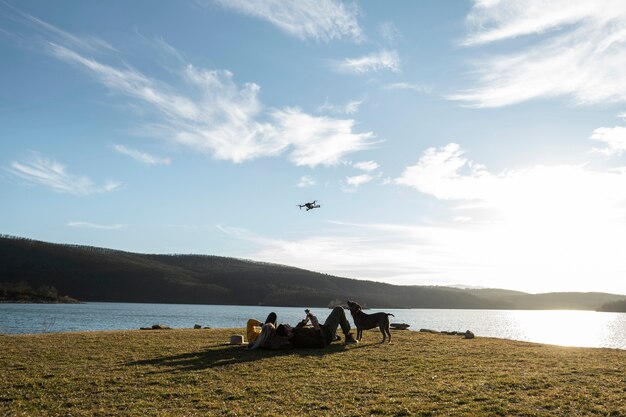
[346,300,394,343]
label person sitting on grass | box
[248,307,358,349]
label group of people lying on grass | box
[246,307,358,349]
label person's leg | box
[322,307,351,338]
[247,319,263,343]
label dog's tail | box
[387,313,395,317]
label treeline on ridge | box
[1,235,624,310]
[0,281,79,303]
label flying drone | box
[298,200,320,211]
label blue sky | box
[2,0,626,294]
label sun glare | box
[511,310,618,348]
[446,165,626,293]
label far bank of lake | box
[1,302,625,350]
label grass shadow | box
[127,341,377,373]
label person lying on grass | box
[246,307,358,349]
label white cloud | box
[113,144,171,166]
[379,21,401,44]
[218,143,626,293]
[453,0,626,107]
[394,144,626,271]
[590,126,626,156]
[213,0,362,42]
[67,221,126,230]
[6,12,374,168]
[48,44,374,167]
[383,82,430,94]
[346,173,374,187]
[395,143,626,216]
[352,160,379,172]
[297,175,316,188]
[394,143,493,201]
[7,153,121,195]
[271,108,375,166]
[218,222,447,282]
[333,49,400,74]
[318,99,362,115]
[344,160,381,190]
[220,219,626,294]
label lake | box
[1,302,625,350]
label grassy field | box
[1,328,624,416]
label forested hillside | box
[1,235,624,309]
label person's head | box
[265,312,277,325]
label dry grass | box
[1,328,624,416]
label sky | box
[2,0,626,295]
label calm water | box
[1,303,625,350]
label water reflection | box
[506,310,615,348]
[1,303,624,350]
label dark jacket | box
[289,320,331,349]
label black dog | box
[346,300,394,343]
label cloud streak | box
[352,160,379,172]
[67,221,126,230]
[43,38,374,167]
[7,153,121,195]
[333,50,400,74]
[113,144,171,166]
[453,0,626,107]
[383,82,430,94]
[318,99,362,115]
[297,175,315,188]
[213,0,362,42]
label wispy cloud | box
[31,24,374,167]
[379,21,401,44]
[6,153,121,195]
[333,49,400,74]
[352,160,379,172]
[383,82,430,94]
[1,4,117,54]
[297,175,316,188]
[452,0,626,107]
[212,0,362,42]
[218,222,447,283]
[113,144,171,166]
[318,99,362,115]
[67,221,126,230]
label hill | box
[598,299,626,312]
[1,235,624,309]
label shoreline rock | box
[140,324,171,330]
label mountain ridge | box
[1,235,624,310]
